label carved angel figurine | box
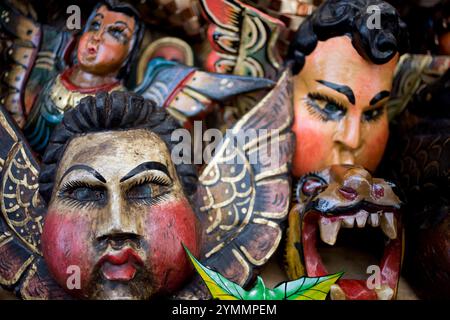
[0,71,294,299]
[0,0,273,153]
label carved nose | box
[91,32,102,42]
[96,232,142,249]
[94,193,143,241]
[334,116,362,151]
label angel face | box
[77,5,136,76]
[151,45,189,65]
[292,36,398,177]
[41,129,200,299]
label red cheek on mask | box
[358,124,389,172]
[41,210,94,298]
[143,197,200,294]
[292,121,329,178]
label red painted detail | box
[338,186,358,201]
[302,212,328,277]
[207,25,226,54]
[97,248,144,282]
[204,50,229,74]
[162,70,196,108]
[200,0,238,27]
[142,198,201,294]
[302,210,403,300]
[63,36,77,66]
[372,184,385,199]
[302,179,325,196]
[60,66,121,94]
[338,280,378,300]
[42,197,200,298]
[41,211,93,299]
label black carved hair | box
[83,0,144,80]
[288,0,409,74]
[38,91,198,204]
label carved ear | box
[176,69,294,299]
[0,104,69,299]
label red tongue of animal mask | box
[286,165,404,300]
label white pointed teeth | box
[380,212,397,239]
[318,211,398,245]
[342,216,355,228]
[355,210,369,228]
[319,217,341,246]
[375,285,394,300]
[369,213,380,227]
[330,284,346,300]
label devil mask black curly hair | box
[287,0,409,74]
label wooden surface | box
[0,288,15,300]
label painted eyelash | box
[308,92,346,111]
[304,94,341,122]
[88,21,101,30]
[59,180,101,195]
[305,99,328,122]
[58,181,106,209]
[58,197,102,210]
[305,92,347,122]
[126,176,172,207]
[129,192,171,207]
[127,175,171,190]
[108,26,125,35]
[363,107,385,122]
[107,26,129,44]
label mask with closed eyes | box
[0,80,294,300]
[42,128,200,299]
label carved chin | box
[87,272,156,300]
[42,198,200,300]
[78,60,109,75]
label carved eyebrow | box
[93,13,104,19]
[370,91,390,106]
[59,164,106,185]
[316,80,356,105]
[120,162,170,183]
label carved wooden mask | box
[42,129,200,299]
[292,36,398,177]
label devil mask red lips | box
[286,165,404,300]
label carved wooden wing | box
[0,104,69,299]
[0,0,72,127]
[179,70,294,298]
[386,54,450,120]
[200,0,285,81]
[134,58,274,126]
